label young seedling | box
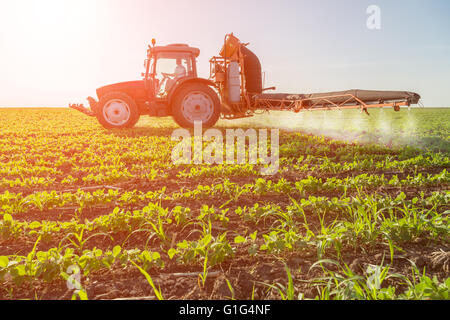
[198,253,209,289]
[130,260,164,300]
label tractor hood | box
[96,80,145,99]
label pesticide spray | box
[221,107,421,150]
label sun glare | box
[13,0,95,48]
[0,0,99,105]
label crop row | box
[2,191,447,257]
[0,170,448,217]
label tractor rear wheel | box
[96,92,140,129]
[171,83,220,128]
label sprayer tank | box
[227,61,241,103]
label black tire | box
[95,92,140,129]
[171,83,220,128]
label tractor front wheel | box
[96,92,140,129]
[171,83,220,128]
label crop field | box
[0,107,449,300]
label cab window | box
[154,52,193,96]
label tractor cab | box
[144,43,200,97]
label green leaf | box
[28,221,41,229]
[102,258,112,268]
[112,245,121,258]
[234,236,246,244]
[167,248,178,259]
[3,214,12,223]
[77,290,88,300]
[79,255,88,268]
[202,234,212,246]
[142,250,152,261]
[130,261,164,300]
[0,256,9,268]
[16,264,26,276]
[94,249,102,257]
[395,192,406,201]
[177,240,189,249]
[151,252,161,261]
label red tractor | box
[70,33,421,129]
[71,39,221,128]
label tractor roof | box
[151,44,200,57]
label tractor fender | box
[96,80,147,100]
[168,78,218,106]
[95,80,153,115]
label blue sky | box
[0,0,449,106]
